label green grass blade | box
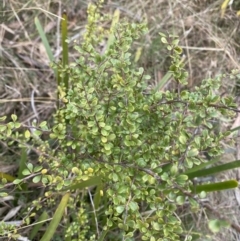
[221,0,231,18]
[34,17,54,62]
[29,211,49,240]
[34,17,57,78]
[0,172,15,182]
[191,180,238,193]
[17,148,28,191]
[186,160,240,179]
[98,230,109,241]
[61,11,69,90]
[40,192,70,241]
[65,176,102,191]
[18,147,27,179]
[93,182,103,210]
[153,71,172,92]
[62,177,102,237]
[230,125,240,132]
[183,157,220,175]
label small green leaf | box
[56,183,63,190]
[159,32,166,37]
[33,175,42,183]
[172,39,179,46]
[39,121,47,128]
[161,172,168,181]
[208,219,230,233]
[22,169,31,176]
[14,122,21,128]
[11,114,17,122]
[101,129,109,136]
[161,37,168,44]
[176,196,185,205]
[129,201,138,211]
[0,192,8,197]
[108,133,116,141]
[34,166,43,173]
[139,67,144,74]
[199,191,207,199]
[179,135,187,144]
[144,75,151,80]
[152,222,161,231]
[175,174,188,185]
[142,175,149,183]
[0,125,6,132]
[0,116,7,121]
[112,173,118,182]
[6,128,12,137]
[104,125,112,131]
[25,130,31,138]
[174,46,182,54]
[101,136,108,143]
[170,164,178,175]
[116,205,125,214]
[42,177,49,184]
[57,123,64,131]
[13,179,22,184]
[104,143,112,151]
[187,148,199,157]
[124,139,132,147]
[63,180,71,186]
[99,122,106,127]
[50,133,57,139]
[88,121,95,127]
[27,163,33,172]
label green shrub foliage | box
[0,1,236,240]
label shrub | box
[0,1,237,240]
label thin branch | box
[88,188,100,238]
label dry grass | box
[1,0,240,240]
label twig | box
[88,189,100,238]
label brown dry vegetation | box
[1,0,240,240]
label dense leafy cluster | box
[48,3,235,241]
[0,1,237,241]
